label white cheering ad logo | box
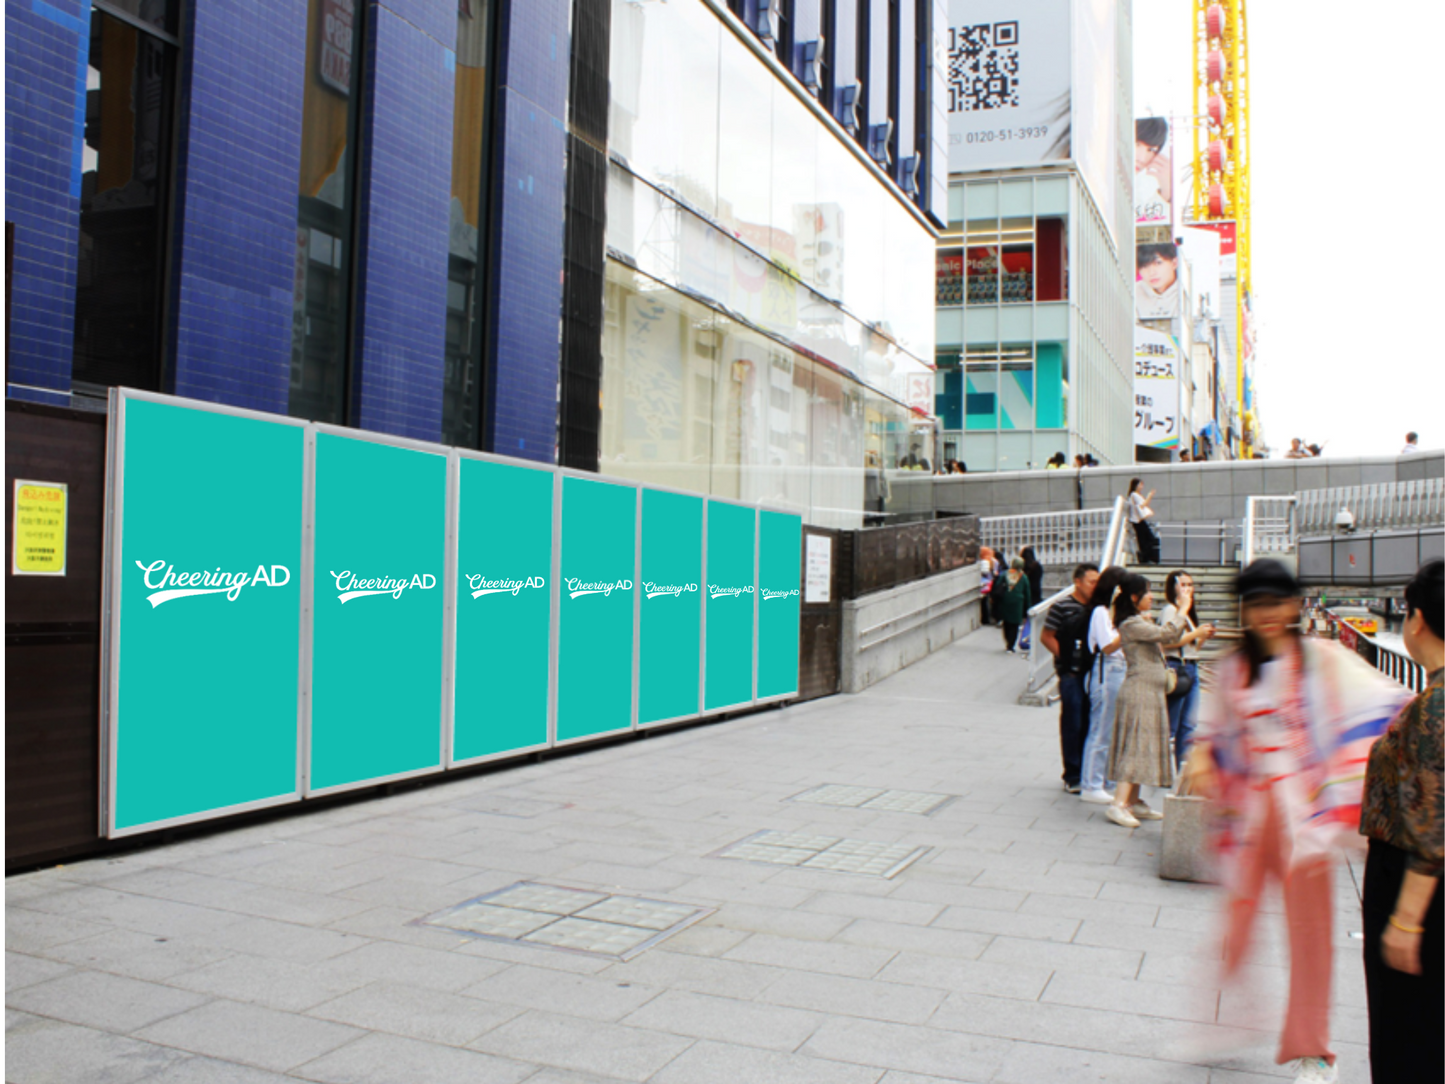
[565,577,633,599]
[135,559,291,608]
[331,570,437,603]
[708,584,755,599]
[761,588,799,601]
[642,581,699,599]
[467,574,546,598]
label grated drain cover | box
[789,784,955,816]
[417,881,713,960]
[711,829,930,879]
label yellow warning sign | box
[13,480,67,576]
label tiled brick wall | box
[483,0,571,463]
[5,0,88,396]
[350,0,455,442]
[169,0,307,414]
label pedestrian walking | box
[1041,562,1100,794]
[1127,478,1160,564]
[1400,431,1420,455]
[1359,560,1442,1083]
[1104,573,1214,827]
[1078,566,1129,805]
[1161,570,1203,771]
[1020,546,1045,611]
[1183,559,1412,1083]
[977,547,999,627]
[998,556,1032,654]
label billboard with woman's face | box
[1135,241,1180,319]
[1133,116,1172,226]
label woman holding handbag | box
[1183,559,1413,1083]
[997,556,1033,654]
[1105,573,1215,828]
[1161,570,1202,771]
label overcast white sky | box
[1132,2,1445,459]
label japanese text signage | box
[1133,326,1181,450]
[319,0,354,95]
[12,480,67,575]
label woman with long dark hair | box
[1077,566,1129,804]
[1020,546,1045,611]
[1185,560,1412,1083]
[1359,560,1443,1081]
[1127,478,1159,565]
[1104,572,1213,827]
[1161,570,1202,770]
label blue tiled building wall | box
[169,0,306,413]
[351,0,454,441]
[483,0,571,463]
[5,0,88,399]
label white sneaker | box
[1105,803,1140,828]
[1079,789,1115,804]
[1129,802,1163,821]
[1289,1057,1337,1084]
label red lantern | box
[1208,94,1226,127]
[1208,184,1227,217]
[1207,49,1226,84]
[1208,140,1227,174]
[1206,3,1226,39]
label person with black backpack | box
[1040,562,1101,793]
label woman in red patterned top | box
[1359,560,1443,1082]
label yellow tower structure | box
[1193,0,1252,455]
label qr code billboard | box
[949,22,1020,113]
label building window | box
[72,2,181,395]
[964,217,1035,305]
[936,249,962,306]
[288,0,365,425]
[443,0,495,448]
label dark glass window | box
[442,0,495,448]
[289,0,365,424]
[72,5,178,394]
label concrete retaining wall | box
[840,565,981,694]
[888,451,1445,524]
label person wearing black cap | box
[1184,559,1413,1084]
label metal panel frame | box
[702,495,759,716]
[303,422,450,799]
[447,447,557,769]
[552,468,640,750]
[755,508,803,700]
[100,388,309,839]
[99,389,810,835]
[634,483,708,732]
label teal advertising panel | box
[638,489,703,725]
[453,458,554,762]
[557,476,637,742]
[310,433,446,791]
[704,500,756,711]
[757,510,802,698]
[111,398,303,833]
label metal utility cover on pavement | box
[712,829,930,878]
[789,783,955,816]
[418,881,713,960]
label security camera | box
[1334,506,1356,533]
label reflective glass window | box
[289,0,364,424]
[964,365,997,430]
[999,362,1033,430]
[442,0,494,448]
[72,7,178,394]
[936,249,963,306]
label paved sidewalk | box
[7,628,1373,1083]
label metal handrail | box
[1297,478,1444,536]
[1243,494,1298,565]
[1321,608,1430,694]
[1018,496,1127,704]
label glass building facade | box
[7,0,944,525]
[934,172,1133,471]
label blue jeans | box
[1057,671,1088,787]
[1081,660,1125,793]
[1167,660,1200,770]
